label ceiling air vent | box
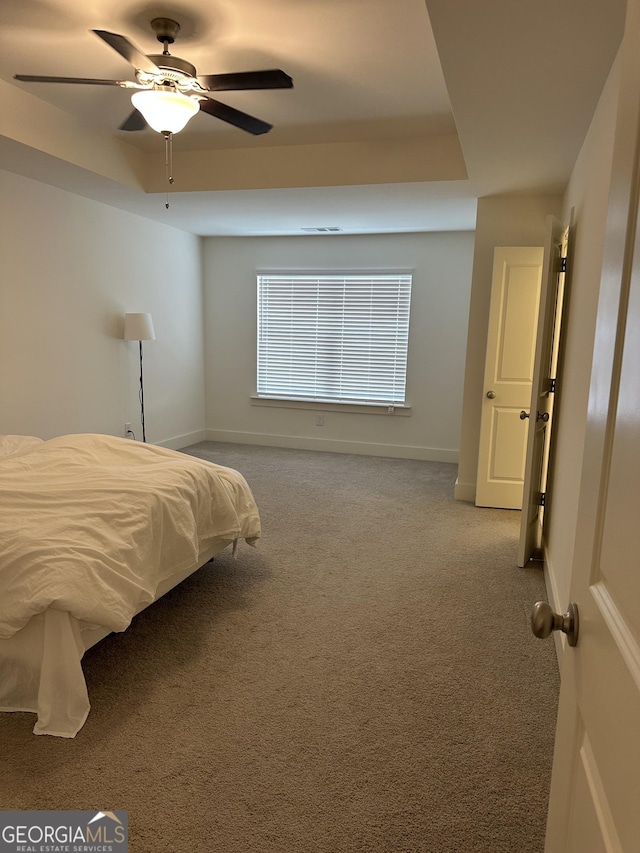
[301,227,343,233]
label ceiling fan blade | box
[119,109,147,131]
[14,74,134,87]
[199,97,273,135]
[198,69,293,91]
[93,30,159,75]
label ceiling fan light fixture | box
[130,89,199,134]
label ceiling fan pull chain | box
[163,131,175,208]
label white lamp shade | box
[124,313,156,341]
[131,89,200,134]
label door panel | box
[476,247,544,508]
[545,2,640,846]
[499,266,541,378]
[566,732,619,853]
[490,408,528,480]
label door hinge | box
[549,378,556,394]
[539,492,546,507]
[559,256,567,273]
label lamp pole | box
[138,339,147,442]
[124,313,156,443]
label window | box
[257,271,412,406]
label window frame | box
[255,269,413,411]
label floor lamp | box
[124,313,156,442]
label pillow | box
[0,434,44,458]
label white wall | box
[0,169,205,446]
[455,194,562,500]
[203,232,474,461]
[544,53,621,610]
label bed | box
[0,432,261,737]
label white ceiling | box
[0,0,626,236]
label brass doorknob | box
[531,601,579,647]
[486,390,496,399]
[520,410,530,419]
[537,411,550,422]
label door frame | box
[517,218,569,566]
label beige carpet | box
[0,443,559,852]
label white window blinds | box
[257,272,412,405]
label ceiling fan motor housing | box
[146,19,197,85]
[146,54,197,79]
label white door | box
[517,218,567,567]
[544,3,640,846]
[476,247,544,508]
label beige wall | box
[544,52,621,609]
[0,169,205,446]
[455,194,562,500]
[203,232,474,460]
[0,172,474,460]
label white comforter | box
[0,433,260,639]
[0,434,261,735]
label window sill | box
[250,396,411,416]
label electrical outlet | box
[316,414,324,426]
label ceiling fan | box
[14,17,293,137]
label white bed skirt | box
[0,538,233,738]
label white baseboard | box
[454,478,476,502]
[157,429,208,450]
[203,429,459,463]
